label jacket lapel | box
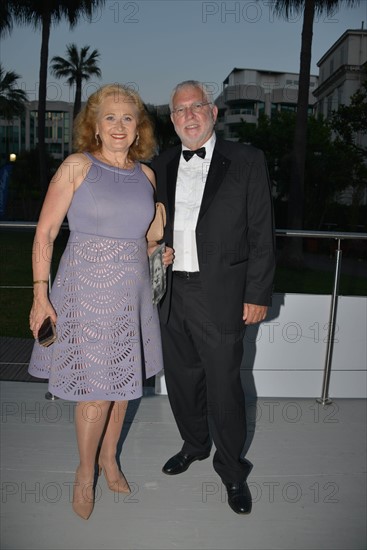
[166,151,181,226]
[197,143,231,224]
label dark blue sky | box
[2,0,366,105]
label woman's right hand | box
[29,296,57,340]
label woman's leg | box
[98,400,130,492]
[73,400,112,519]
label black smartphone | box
[38,316,57,347]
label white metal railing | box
[276,229,366,404]
[1,222,366,404]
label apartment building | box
[0,100,73,166]
[313,28,367,117]
[314,28,367,205]
[215,68,318,140]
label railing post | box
[317,238,342,406]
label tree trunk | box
[73,76,82,120]
[38,11,51,197]
[281,0,315,269]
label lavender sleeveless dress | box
[28,153,163,401]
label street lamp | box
[9,153,17,162]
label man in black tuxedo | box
[151,80,275,514]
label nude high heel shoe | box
[72,468,95,520]
[98,461,131,494]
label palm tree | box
[2,1,106,195]
[0,1,13,37]
[0,64,28,120]
[0,64,28,164]
[50,44,102,120]
[272,0,360,267]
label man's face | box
[170,86,218,150]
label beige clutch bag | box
[146,202,166,242]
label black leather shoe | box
[224,481,252,514]
[162,452,210,475]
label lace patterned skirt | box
[28,232,163,401]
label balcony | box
[1,381,366,549]
[1,224,366,401]
[0,224,366,549]
[225,110,257,125]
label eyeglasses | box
[171,102,212,118]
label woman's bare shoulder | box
[52,152,93,190]
[62,152,93,169]
[141,163,156,189]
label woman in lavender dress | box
[28,84,173,519]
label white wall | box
[155,294,367,399]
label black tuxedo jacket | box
[151,137,276,327]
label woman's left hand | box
[162,246,174,267]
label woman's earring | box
[95,133,99,146]
[135,134,139,146]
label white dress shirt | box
[173,133,216,272]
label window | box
[48,143,62,154]
[280,104,297,113]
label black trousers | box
[160,273,251,483]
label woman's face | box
[95,94,139,153]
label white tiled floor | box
[1,381,366,550]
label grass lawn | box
[274,265,367,295]
[0,229,68,338]
[1,229,366,338]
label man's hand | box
[163,246,175,267]
[243,303,268,325]
[147,243,174,268]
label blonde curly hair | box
[73,84,156,161]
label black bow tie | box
[182,147,206,161]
